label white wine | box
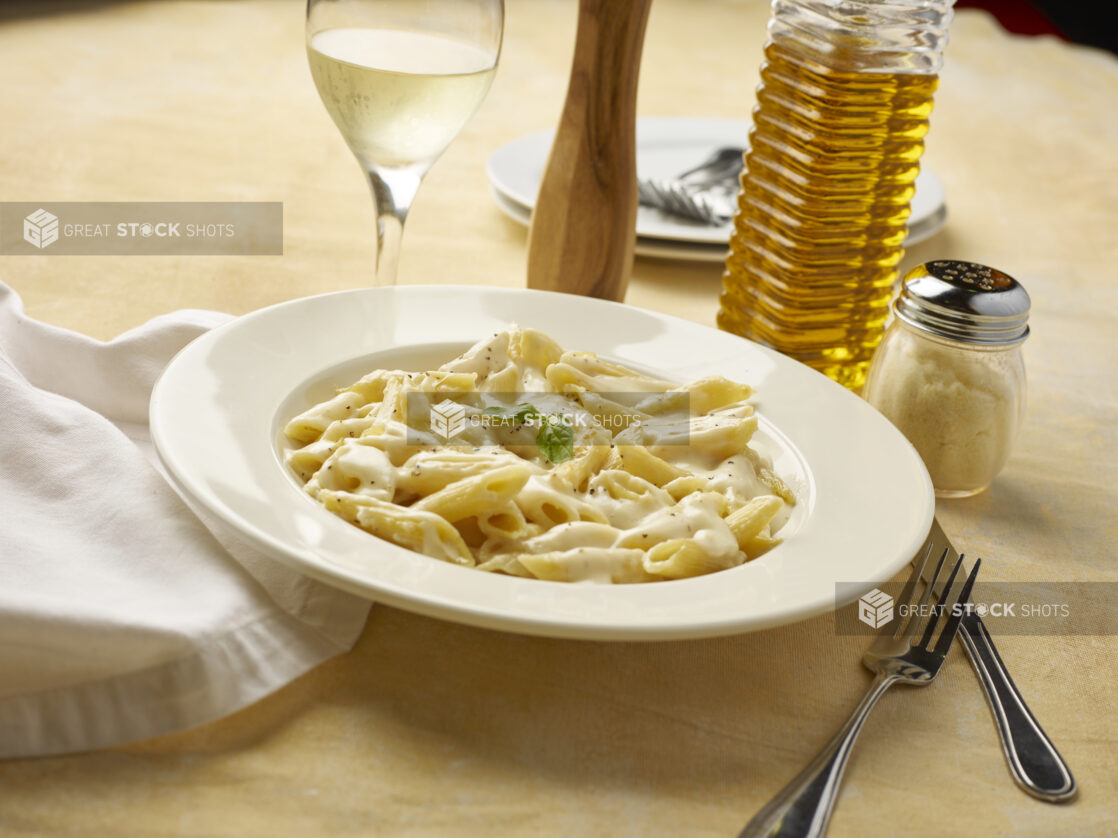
[308,28,497,168]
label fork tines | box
[895,547,981,656]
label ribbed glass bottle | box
[718,0,954,390]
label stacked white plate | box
[486,117,947,263]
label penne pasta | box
[475,552,536,579]
[725,495,784,551]
[549,443,611,493]
[515,476,610,528]
[612,445,688,487]
[396,448,536,497]
[643,539,740,579]
[676,376,754,414]
[412,464,532,522]
[285,437,339,483]
[517,548,655,584]
[284,326,795,583]
[284,390,368,444]
[318,489,474,566]
[476,503,537,541]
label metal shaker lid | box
[894,260,1031,345]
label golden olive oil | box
[719,40,939,390]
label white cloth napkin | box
[0,282,371,759]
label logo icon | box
[430,399,467,441]
[858,588,894,628]
[23,208,59,249]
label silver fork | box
[637,179,735,225]
[637,146,743,225]
[740,548,982,838]
[669,145,744,187]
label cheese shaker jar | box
[862,260,1030,497]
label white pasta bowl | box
[150,286,933,640]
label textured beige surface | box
[1,1,1117,835]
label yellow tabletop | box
[2,1,1116,835]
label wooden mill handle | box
[526,0,653,301]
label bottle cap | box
[894,260,1031,345]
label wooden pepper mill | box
[526,0,653,301]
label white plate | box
[489,184,947,263]
[151,287,934,641]
[489,184,730,263]
[486,117,947,248]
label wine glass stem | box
[367,166,424,286]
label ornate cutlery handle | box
[959,613,1076,802]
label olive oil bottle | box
[719,1,953,390]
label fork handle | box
[740,672,899,838]
[959,613,1077,802]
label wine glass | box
[306,0,504,285]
